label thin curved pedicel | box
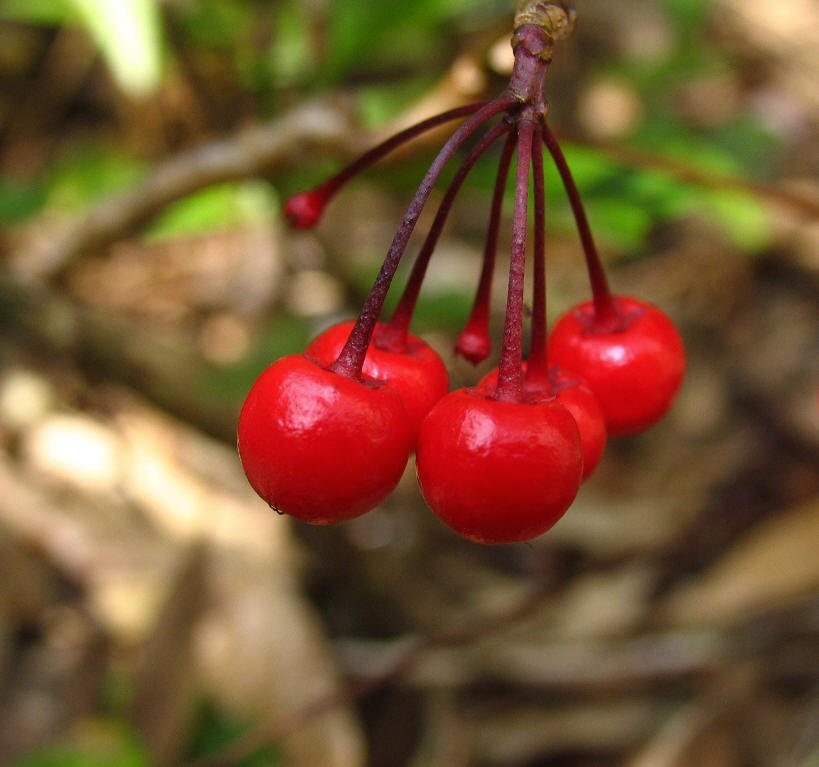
[284,102,489,229]
[330,96,520,379]
[456,129,517,365]
[379,118,513,352]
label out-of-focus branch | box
[10,39,495,283]
[185,579,554,767]
[12,93,816,285]
[186,589,819,767]
[12,101,363,281]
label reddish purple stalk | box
[378,119,512,352]
[541,124,618,326]
[285,102,488,229]
[282,15,598,386]
[495,118,536,402]
[330,96,519,378]
[527,125,549,388]
[456,129,517,365]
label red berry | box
[549,372,607,479]
[477,363,607,480]
[548,296,686,436]
[306,320,449,442]
[283,190,328,229]
[416,388,583,544]
[455,327,492,365]
[237,354,412,523]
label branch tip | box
[514,1,577,41]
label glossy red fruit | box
[237,354,412,524]
[416,388,583,544]
[548,296,685,436]
[550,372,607,479]
[478,364,607,480]
[306,320,449,442]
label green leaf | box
[0,0,70,26]
[12,721,149,767]
[65,0,163,97]
[413,289,473,332]
[584,196,654,252]
[702,189,771,251]
[45,146,146,211]
[175,0,250,49]
[0,0,68,24]
[557,145,622,189]
[659,0,711,33]
[146,181,278,241]
[3,0,164,95]
[185,700,283,767]
[268,1,313,86]
[322,0,473,81]
[357,77,437,128]
[0,178,47,225]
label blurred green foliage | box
[9,711,282,767]
[0,0,162,95]
[184,701,282,767]
[8,703,283,767]
[319,0,480,84]
[10,721,150,767]
[146,181,279,242]
[0,145,147,225]
[0,0,776,254]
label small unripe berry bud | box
[283,190,328,229]
[455,327,492,365]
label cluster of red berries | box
[238,2,685,544]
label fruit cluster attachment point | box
[237,2,686,544]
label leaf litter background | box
[0,1,817,766]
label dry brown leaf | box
[196,569,366,767]
[471,698,670,764]
[131,544,210,767]
[623,704,740,767]
[662,496,819,625]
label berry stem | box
[508,26,551,105]
[379,119,512,352]
[330,96,519,378]
[286,103,488,228]
[495,118,536,403]
[456,129,517,363]
[541,124,618,325]
[527,123,549,389]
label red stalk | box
[379,119,512,352]
[330,96,520,378]
[285,102,488,229]
[495,118,536,402]
[456,129,517,365]
[527,124,549,388]
[541,124,618,326]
